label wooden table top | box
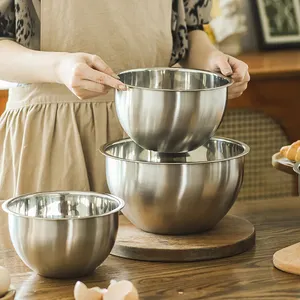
[2,197,300,300]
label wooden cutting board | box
[273,243,300,275]
[111,215,255,262]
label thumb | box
[217,56,233,77]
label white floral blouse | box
[0,0,212,65]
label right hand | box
[56,52,127,100]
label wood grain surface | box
[273,242,300,276]
[111,215,255,262]
[2,197,300,299]
[237,50,300,79]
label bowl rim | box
[117,67,233,92]
[99,136,250,165]
[1,191,125,220]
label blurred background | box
[208,0,300,201]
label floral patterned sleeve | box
[0,0,15,40]
[171,0,212,66]
[0,0,40,49]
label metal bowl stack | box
[101,67,250,235]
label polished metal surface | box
[100,137,249,234]
[2,191,124,278]
[116,68,232,153]
[293,162,300,175]
[293,162,300,195]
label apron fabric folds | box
[0,0,173,199]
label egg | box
[91,287,108,295]
[74,281,104,300]
[104,280,139,300]
[73,280,139,300]
[0,266,11,297]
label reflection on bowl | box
[116,68,232,153]
[101,137,249,235]
[2,191,124,278]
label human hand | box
[205,50,250,99]
[56,52,126,100]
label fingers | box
[61,52,127,100]
[215,55,233,76]
[244,71,250,82]
[231,81,248,89]
[70,79,110,100]
[80,80,111,94]
[228,72,249,99]
[228,82,248,99]
[73,62,127,90]
[228,56,249,82]
[225,56,250,99]
[75,89,105,100]
[87,54,119,79]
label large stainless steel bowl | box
[100,137,249,234]
[2,191,124,278]
[116,68,232,153]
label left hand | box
[206,50,250,99]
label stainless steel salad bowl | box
[2,191,124,278]
[100,137,249,234]
[115,68,232,153]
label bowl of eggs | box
[2,191,124,279]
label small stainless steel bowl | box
[116,67,232,153]
[100,137,249,235]
[2,191,124,279]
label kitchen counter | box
[1,196,300,299]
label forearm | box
[0,40,65,84]
[181,30,218,69]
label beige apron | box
[0,0,172,199]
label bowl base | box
[111,215,255,262]
[36,269,96,279]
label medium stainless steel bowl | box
[116,68,232,153]
[2,191,124,279]
[100,137,249,234]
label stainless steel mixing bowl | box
[2,191,124,278]
[100,137,249,234]
[116,68,232,153]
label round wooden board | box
[272,152,295,175]
[111,215,255,262]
